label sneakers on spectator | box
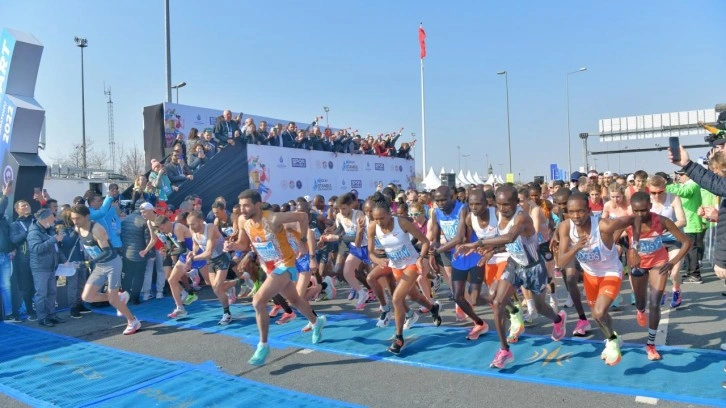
[142,292,153,301]
[156,292,164,299]
[490,348,514,369]
[670,290,682,308]
[572,319,591,336]
[168,307,187,319]
[683,275,703,284]
[276,312,296,325]
[551,311,567,341]
[218,313,232,325]
[28,313,38,322]
[116,291,130,317]
[123,319,141,335]
[4,314,24,323]
[77,304,92,314]
[248,343,270,366]
[70,308,82,319]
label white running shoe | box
[403,311,419,330]
[123,318,141,335]
[355,289,369,310]
[376,306,391,328]
[180,289,188,304]
[218,313,232,325]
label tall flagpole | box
[420,56,426,178]
[419,24,427,179]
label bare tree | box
[50,141,108,169]
[117,144,145,180]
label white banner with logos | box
[247,145,416,204]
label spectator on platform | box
[243,122,260,145]
[213,109,241,147]
[171,136,186,160]
[373,138,389,156]
[11,200,36,321]
[148,159,174,202]
[265,126,281,147]
[188,143,208,172]
[396,141,413,159]
[28,208,62,327]
[186,127,201,152]
[281,122,297,148]
[257,121,269,145]
[130,175,154,208]
[241,117,255,134]
[200,129,218,159]
[165,151,193,187]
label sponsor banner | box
[0,93,15,163]
[247,144,415,204]
[0,29,16,96]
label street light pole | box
[497,71,512,175]
[566,67,587,178]
[462,154,470,172]
[165,0,172,103]
[74,36,88,169]
[323,106,330,128]
[170,81,186,104]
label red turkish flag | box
[419,26,426,59]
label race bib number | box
[83,245,102,260]
[387,245,412,262]
[439,219,458,241]
[252,241,279,262]
[576,247,602,263]
[505,241,524,255]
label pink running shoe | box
[490,348,514,369]
[466,322,489,340]
[455,304,467,322]
[572,319,592,337]
[269,305,283,318]
[276,312,296,325]
[551,310,567,341]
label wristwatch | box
[300,237,308,243]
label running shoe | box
[276,312,296,325]
[77,304,92,314]
[237,286,252,299]
[683,275,703,284]
[301,321,313,333]
[376,306,391,328]
[116,291,130,317]
[524,310,539,325]
[123,319,141,335]
[142,292,153,301]
[226,286,237,305]
[572,319,592,337]
[4,314,24,323]
[601,334,622,366]
[507,308,525,343]
[551,310,567,341]
[184,293,198,306]
[248,344,270,366]
[156,292,164,299]
[553,267,562,278]
[490,348,514,369]
[466,321,488,340]
[69,309,82,319]
[403,311,419,330]
[366,291,377,303]
[323,276,336,299]
[188,268,201,287]
[311,315,326,344]
[180,289,188,304]
[636,310,647,327]
[455,304,467,322]
[418,306,430,313]
[269,305,283,318]
[168,307,187,319]
[547,294,559,312]
[430,302,442,327]
[218,313,232,325]
[388,337,404,355]
[347,289,357,301]
[432,275,442,293]
[670,290,682,308]
[645,344,661,361]
[564,293,574,308]
[355,289,369,310]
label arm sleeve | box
[685,160,726,197]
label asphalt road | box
[2,270,725,408]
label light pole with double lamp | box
[566,67,587,178]
[74,36,88,169]
[171,82,186,104]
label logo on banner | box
[289,181,295,189]
[0,35,13,94]
[3,165,13,185]
[351,180,362,188]
[208,116,217,126]
[277,156,286,168]
[296,180,303,189]
[375,163,384,171]
[328,161,334,170]
[342,160,358,172]
[291,158,306,168]
[322,161,328,169]
[341,179,346,188]
[313,178,332,191]
[1,100,13,144]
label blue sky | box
[2,0,724,181]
